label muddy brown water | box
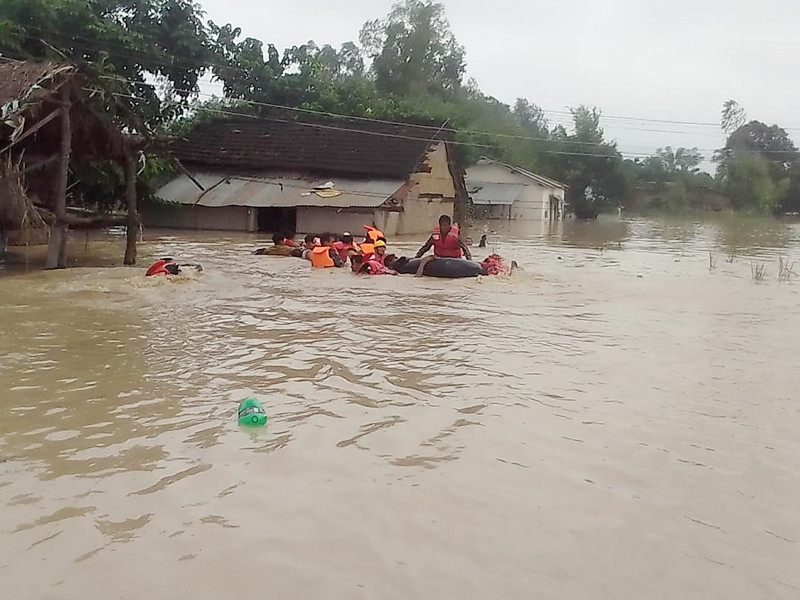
[1,216,799,599]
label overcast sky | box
[199,0,799,166]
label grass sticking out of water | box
[778,256,796,282]
[751,262,767,282]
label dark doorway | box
[258,207,297,234]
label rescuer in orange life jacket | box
[359,225,385,257]
[413,214,471,276]
[310,232,345,268]
[363,238,386,263]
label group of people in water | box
[146,215,510,279]
[254,214,506,277]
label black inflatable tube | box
[394,257,487,278]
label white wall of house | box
[467,161,565,221]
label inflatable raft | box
[393,257,487,278]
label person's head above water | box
[304,234,317,247]
[272,232,284,246]
[373,239,387,255]
[342,232,354,245]
[438,214,452,235]
[320,232,334,246]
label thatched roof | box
[0,61,74,108]
[0,60,134,233]
[0,60,128,161]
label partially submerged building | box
[0,60,141,268]
[466,158,567,221]
[148,115,466,235]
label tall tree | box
[721,99,747,135]
[714,120,798,213]
[512,98,548,138]
[547,106,623,218]
[0,0,217,128]
[209,22,283,101]
[359,0,466,97]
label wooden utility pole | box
[45,84,71,269]
[123,149,138,265]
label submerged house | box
[148,114,466,235]
[466,158,567,221]
[0,60,142,268]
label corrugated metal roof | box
[512,165,567,190]
[466,180,524,205]
[473,158,568,190]
[156,173,403,208]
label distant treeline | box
[1,0,798,217]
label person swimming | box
[145,258,203,277]
[253,233,294,256]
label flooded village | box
[1,1,800,599]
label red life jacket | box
[146,259,174,276]
[482,254,510,275]
[432,225,462,258]
[364,252,385,266]
[362,259,392,275]
[332,241,355,262]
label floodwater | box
[1,216,799,599]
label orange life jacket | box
[360,242,375,256]
[311,245,335,268]
[432,225,462,258]
[364,225,384,243]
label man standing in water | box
[414,215,471,276]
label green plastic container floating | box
[238,397,268,427]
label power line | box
[14,25,800,134]
[108,90,651,158]
[3,43,795,160]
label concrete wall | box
[409,142,458,199]
[467,162,566,221]
[512,185,547,220]
[396,197,453,235]
[384,142,458,235]
[510,186,566,220]
[143,203,257,231]
[473,204,512,220]
[296,208,378,235]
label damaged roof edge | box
[155,173,405,209]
